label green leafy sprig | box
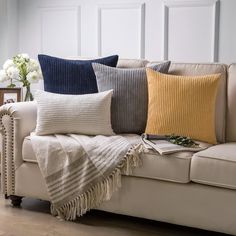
[167,134,199,147]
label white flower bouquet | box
[0,53,42,101]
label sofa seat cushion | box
[191,143,236,189]
[22,136,37,163]
[22,136,192,183]
[132,150,193,183]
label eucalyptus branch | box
[167,135,199,147]
[144,134,199,148]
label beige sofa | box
[1,59,236,235]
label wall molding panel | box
[40,5,81,57]
[16,0,236,64]
[162,0,220,62]
[97,3,145,58]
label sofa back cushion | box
[66,58,149,69]
[38,54,118,94]
[162,63,227,143]
[226,64,236,141]
[117,59,149,68]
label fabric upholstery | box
[168,63,227,143]
[145,69,220,144]
[38,54,118,94]
[15,162,49,200]
[93,61,170,134]
[22,136,36,163]
[0,101,37,195]
[34,90,114,135]
[226,64,236,141]
[117,59,149,68]
[22,136,191,183]
[15,163,236,235]
[191,143,236,189]
[133,150,192,183]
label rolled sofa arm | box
[0,101,37,195]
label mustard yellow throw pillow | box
[145,69,221,144]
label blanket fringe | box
[50,143,142,221]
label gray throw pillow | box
[92,61,171,134]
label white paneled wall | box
[98,3,145,58]
[0,0,18,87]
[40,6,81,56]
[1,0,236,64]
[0,0,18,65]
[163,0,219,62]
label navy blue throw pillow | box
[38,54,119,94]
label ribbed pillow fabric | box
[145,69,221,144]
[38,54,119,94]
[34,90,114,136]
[93,61,171,134]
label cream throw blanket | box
[30,133,141,220]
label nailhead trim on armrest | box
[0,112,15,195]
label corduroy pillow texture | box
[92,61,171,134]
[38,54,118,94]
[34,90,114,136]
[145,69,221,144]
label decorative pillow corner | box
[92,61,171,134]
[34,89,114,136]
[145,68,221,144]
[38,54,119,94]
[146,60,171,74]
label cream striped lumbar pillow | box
[34,90,114,136]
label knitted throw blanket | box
[30,133,141,220]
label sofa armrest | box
[0,101,37,195]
